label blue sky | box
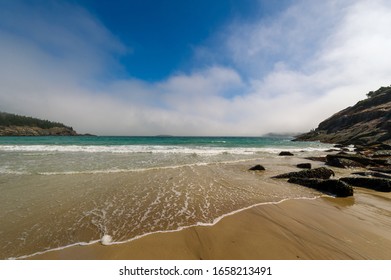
[1,0,391,135]
[76,0,264,81]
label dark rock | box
[326,153,387,168]
[325,149,340,152]
[361,143,391,151]
[334,144,345,148]
[351,171,391,179]
[305,156,327,163]
[297,163,312,169]
[372,150,391,158]
[378,143,391,150]
[288,178,353,197]
[279,151,294,156]
[340,177,391,192]
[249,164,265,171]
[273,167,335,179]
[326,155,365,168]
[336,151,349,155]
[368,167,391,174]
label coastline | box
[2,136,390,260]
[28,189,391,260]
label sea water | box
[0,136,332,259]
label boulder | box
[368,167,391,174]
[326,153,387,168]
[288,178,353,197]
[296,163,312,169]
[326,156,365,168]
[249,164,265,171]
[340,177,391,192]
[279,151,294,156]
[305,156,327,163]
[272,167,335,179]
[351,171,391,179]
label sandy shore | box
[29,188,391,260]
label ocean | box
[0,136,332,259]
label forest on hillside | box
[0,112,71,130]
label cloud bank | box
[1,0,391,136]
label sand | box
[29,188,391,260]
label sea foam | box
[0,144,332,155]
[100,235,113,245]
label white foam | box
[100,235,112,245]
[11,195,329,260]
[0,167,28,175]
[0,144,333,158]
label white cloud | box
[213,0,391,134]
[1,0,391,136]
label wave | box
[35,158,259,175]
[0,144,332,155]
[36,163,211,175]
[11,195,326,260]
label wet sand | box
[29,189,391,260]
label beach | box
[28,190,391,260]
[1,136,391,260]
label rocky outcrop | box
[0,125,78,136]
[295,86,391,145]
[272,167,352,196]
[274,135,391,195]
[351,171,391,179]
[287,178,353,197]
[340,177,391,192]
[326,153,389,168]
[272,167,335,179]
[368,167,391,174]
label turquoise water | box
[0,135,303,147]
[0,136,332,259]
[0,136,329,174]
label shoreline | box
[2,139,390,260]
[18,196,321,260]
[28,190,391,260]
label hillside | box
[295,86,391,145]
[0,112,78,136]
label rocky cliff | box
[295,86,391,145]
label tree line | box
[0,112,71,130]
